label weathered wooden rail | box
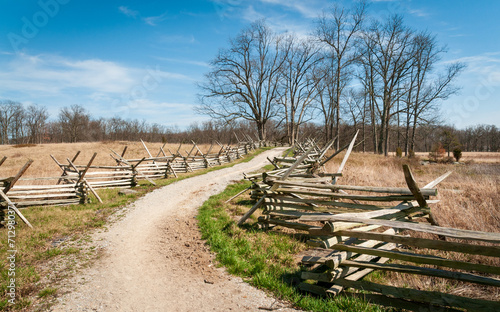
[1,139,259,228]
[236,134,500,311]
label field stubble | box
[325,151,500,301]
[0,141,213,180]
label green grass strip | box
[197,181,388,312]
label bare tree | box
[0,100,24,144]
[278,35,322,145]
[404,33,465,153]
[59,104,90,142]
[315,1,366,148]
[360,15,415,155]
[25,104,49,144]
[197,20,288,141]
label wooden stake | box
[141,139,153,158]
[225,186,252,203]
[4,160,33,193]
[0,189,33,228]
[71,151,81,163]
[238,195,267,225]
[0,156,7,167]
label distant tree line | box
[0,101,265,145]
[0,100,497,152]
[197,2,488,155]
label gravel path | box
[50,147,298,312]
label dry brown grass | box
[325,151,500,300]
[413,151,500,164]
[0,141,213,180]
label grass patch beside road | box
[197,181,387,312]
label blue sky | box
[0,0,499,129]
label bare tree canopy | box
[59,104,91,143]
[196,20,288,140]
[315,1,366,148]
[0,100,24,144]
[278,34,323,145]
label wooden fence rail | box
[235,134,500,311]
[1,139,259,227]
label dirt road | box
[50,147,297,311]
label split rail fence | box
[1,139,258,228]
[237,131,500,311]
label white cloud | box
[258,0,320,19]
[155,57,209,68]
[118,6,168,26]
[242,5,265,22]
[444,53,500,83]
[0,53,193,101]
[143,12,169,26]
[119,6,139,18]
[408,8,430,17]
[0,53,136,95]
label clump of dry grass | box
[12,144,37,148]
[325,151,500,301]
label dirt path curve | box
[51,147,298,312]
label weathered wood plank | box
[272,188,416,202]
[341,259,500,287]
[336,230,500,257]
[237,195,267,225]
[423,171,453,189]
[4,160,33,193]
[332,244,500,275]
[270,146,315,191]
[403,164,427,208]
[337,130,359,174]
[265,179,437,196]
[302,215,500,243]
[334,279,500,311]
[344,291,464,312]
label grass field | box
[0,141,213,179]
[413,151,500,164]
[0,143,261,311]
[325,151,500,301]
[1,144,499,310]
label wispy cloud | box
[118,6,168,26]
[258,0,320,19]
[0,53,135,95]
[408,8,430,17]
[0,53,192,99]
[155,57,209,68]
[444,53,500,87]
[143,12,169,26]
[242,5,265,22]
[158,34,197,44]
[119,6,139,18]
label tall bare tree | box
[278,35,322,145]
[59,104,90,143]
[315,1,365,148]
[403,32,465,154]
[0,100,24,144]
[360,15,415,155]
[197,20,288,141]
[25,104,49,144]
